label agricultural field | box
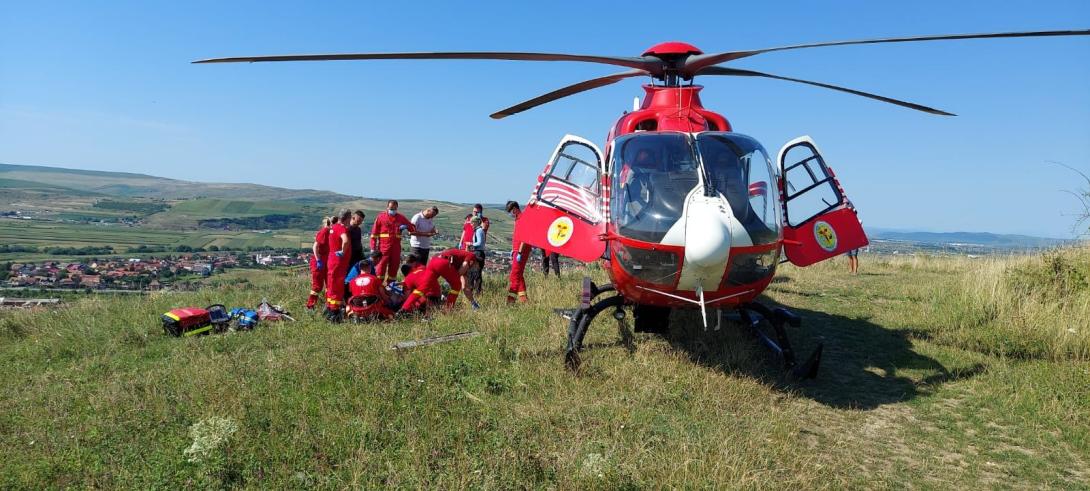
[175,230,311,251]
[161,199,312,219]
[0,219,180,249]
[0,219,310,262]
[1,247,1086,488]
[2,164,519,257]
[0,198,516,263]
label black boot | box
[324,307,344,323]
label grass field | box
[1,249,1087,488]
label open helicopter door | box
[514,134,607,262]
[777,136,868,267]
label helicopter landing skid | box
[564,278,621,372]
[738,303,822,379]
[561,278,822,379]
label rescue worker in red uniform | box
[399,254,442,314]
[424,248,480,309]
[505,201,532,304]
[370,199,415,284]
[346,270,394,321]
[325,209,352,321]
[306,216,332,309]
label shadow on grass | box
[660,300,986,410]
[532,296,984,409]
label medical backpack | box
[162,304,230,337]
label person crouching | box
[346,266,395,322]
[423,248,481,310]
[398,253,442,315]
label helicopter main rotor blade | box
[697,66,955,116]
[685,28,1090,75]
[490,69,649,119]
[193,51,660,73]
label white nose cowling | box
[680,195,733,291]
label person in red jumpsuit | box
[325,209,352,321]
[370,199,415,284]
[399,254,442,314]
[424,248,480,309]
[346,270,394,321]
[306,216,332,309]
[504,201,532,304]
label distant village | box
[2,251,306,292]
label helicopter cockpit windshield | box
[695,132,781,245]
[610,133,700,243]
[609,132,781,245]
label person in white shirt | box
[409,206,439,263]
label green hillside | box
[0,164,516,253]
[0,177,96,194]
[1,249,1087,487]
[0,163,351,201]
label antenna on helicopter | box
[632,96,640,112]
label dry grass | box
[1,251,1088,488]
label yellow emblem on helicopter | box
[813,220,838,252]
[547,216,575,247]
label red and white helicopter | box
[196,28,1089,377]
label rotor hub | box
[642,41,703,57]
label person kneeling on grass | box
[398,254,443,315]
[423,248,481,310]
[345,267,395,322]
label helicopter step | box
[738,303,822,379]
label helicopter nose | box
[684,196,732,270]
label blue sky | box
[1,1,1088,238]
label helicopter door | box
[777,136,868,267]
[514,134,607,262]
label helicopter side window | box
[695,133,781,245]
[781,143,841,227]
[564,159,599,190]
[538,142,602,223]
